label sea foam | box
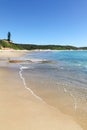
[19,65,45,102]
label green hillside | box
[0,40,19,49]
[0,39,86,50]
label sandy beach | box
[0,50,29,58]
[0,50,83,130]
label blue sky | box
[0,0,87,46]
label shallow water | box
[19,50,87,130]
[1,50,87,129]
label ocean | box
[10,50,87,129]
[17,50,87,129]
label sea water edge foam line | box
[15,50,87,130]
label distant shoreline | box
[0,39,87,50]
[0,49,87,59]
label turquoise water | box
[24,50,87,84]
[0,50,87,129]
[22,50,87,92]
[20,51,87,128]
[21,50,87,100]
[25,50,87,70]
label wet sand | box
[0,50,83,130]
[23,68,87,130]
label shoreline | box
[0,49,87,58]
[0,66,83,130]
[0,50,83,130]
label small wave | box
[56,82,77,111]
[64,88,77,111]
[19,65,45,103]
[8,57,54,64]
[28,58,54,64]
[20,66,30,70]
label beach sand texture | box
[0,50,83,130]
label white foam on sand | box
[56,82,77,111]
[19,65,45,102]
[63,86,77,111]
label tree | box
[7,32,11,41]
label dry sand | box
[0,50,29,58]
[0,50,83,130]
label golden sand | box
[0,50,83,130]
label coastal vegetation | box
[0,39,87,50]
